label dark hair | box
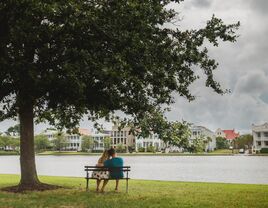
[108,148,116,156]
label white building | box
[92,132,111,151]
[191,126,216,152]
[111,125,135,151]
[41,128,91,151]
[135,133,165,152]
[252,123,268,152]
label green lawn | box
[0,151,19,156]
[208,149,235,154]
[0,174,267,208]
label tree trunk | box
[19,100,40,187]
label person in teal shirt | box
[100,148,124,192]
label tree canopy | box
[0,0,239,129]
[0,0,239,190]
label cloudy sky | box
[166,0,268,134]
[0,0,267,134]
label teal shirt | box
[104,157,124,179]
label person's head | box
[108,148,116,158]
[98,150,109,163]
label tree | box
[9,137,20,151]
[0,136,11,150]
[81,136,94,152]
[116,143,126,153]
[188,136,206,153]
[160,121,192,151]
[34,135,50,152]
[52,133,67,152]
[104,137,112,149]
[0,1,239,190]
[6,124,20,136]
[203,136,213,152]
[216,136,230,149]
[235,134,253,149]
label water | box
[0,155,267,184]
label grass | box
[208,149,236,154]
[0,174,267,208]
[0,151,19,156]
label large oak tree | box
[0,0,239,191]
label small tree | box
[216,136,230,149]
[52,132,67,152]
[0,136,11,150]
[9,137,20,151]
[34,135,50,152]
[190,136,206,153]
[116,144,126,153]
[81,136,94,152]
[6,124,20,137]
[235,134,253,149]
[104,137,112,149]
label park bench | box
[84,166,131,192]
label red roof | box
[223,130,239,140]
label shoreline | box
[1,152,267,156]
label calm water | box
[0,155,267,184]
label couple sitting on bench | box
[92,148,123,192]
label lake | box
[0,155,267,184]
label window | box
[264,132,268,137]
[257,141,261,146]
[257,132,261,137]
[124,138,126,144]
[265,141,268,146]
[113,138,116,144]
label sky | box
[0,0,267,134]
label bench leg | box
[86,178,89,192]
[126,179,129,193]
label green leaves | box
[0,1,240,132]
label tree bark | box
[19,100,40,187]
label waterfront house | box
[191,126,216,152]
[215,128,239,141]
[135,133,165,152]
[110,125,136,151]
[252,123,268,152]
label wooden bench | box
[84,166,131,192]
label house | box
[215,128,239,141]
[41,128,91,151]
[191,126,216,152]
[252,123,268,152]
[91,132,111,151]
[135,133,165,152]
[110,125,135,151]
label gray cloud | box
[250,0,268,13]
[167,0,268,132]
[190,0,212,8]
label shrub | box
[260,148,268,154]
[147,145,156,153]
[116,144,126,153]
[138,147,145,152]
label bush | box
[116,144,126,153]
[138,147,145,152]
[147,145,156,153]
[260,148,268,154]
[91,150,104,153]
